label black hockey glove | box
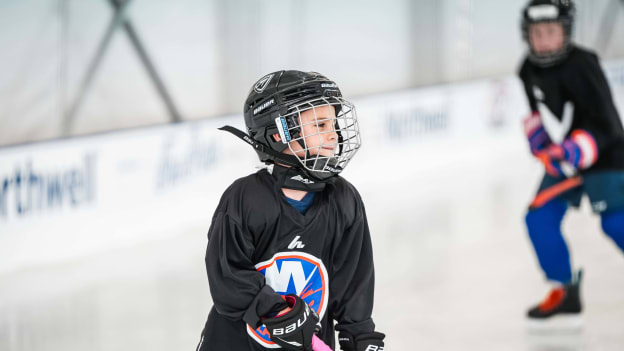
[338,330,385,351]
[263,294,320,351]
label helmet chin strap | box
[218,125,338,187]
[219,125,301,167]
[269,164,331,192]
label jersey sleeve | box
[565,52,622,154]
[205,194,287,329]
[330,189,377,336]
[518,58,539,113]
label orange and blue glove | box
[536,129,598,178]
[523,112,552,156]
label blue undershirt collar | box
[285,192,315,214]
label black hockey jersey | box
[519,46,624,171]
[198,166,377,351]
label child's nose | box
[327,129,337,141]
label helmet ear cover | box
[254,124,287,162]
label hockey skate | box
[527,270,583,332]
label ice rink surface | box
[1,135,623,350]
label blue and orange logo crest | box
[247,251,328,348]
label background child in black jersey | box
[519,0,624,328]
[196,70,385,351]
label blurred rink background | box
[1,0,624,350]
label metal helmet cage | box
[274,96,361,180]
[521,0,576,67]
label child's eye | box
[318,123,326,128]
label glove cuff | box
[338,331,385,351]
[355,332,385,351]
[523,111,543,135]
[568,129,598,169]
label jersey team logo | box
[247,251,329,348]
[533,84,575,137]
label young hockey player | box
[196,70,385,350]
[519,0,624,328]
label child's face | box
[528,22,565,55]
[287,104,338,158]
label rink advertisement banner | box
[0,119,254,273]
[353,76,530,146]
[0,153,97,220]
[1,62,623,273]
[0,123,227,222]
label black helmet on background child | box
[521,0,575,67]
[221,70,361,182]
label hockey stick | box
[529,175,583,209]
[312,335,333,351]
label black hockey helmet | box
[521,0,576,67]
[220,70,361,182]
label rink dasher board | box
[0,61,623,274]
